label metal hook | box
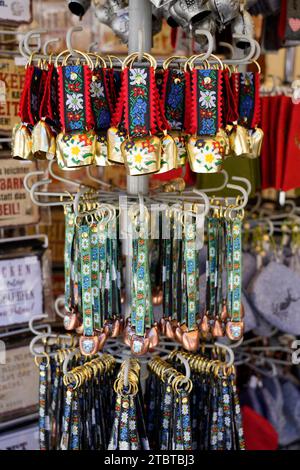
[48,160,82,188]
[23,29,47,56]
[43,37,60,55]
[66,25,83,55]
[232,34,256,64]
[177,353,191,380]
[193,28,214,61]
[29,314,52,336]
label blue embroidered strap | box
[164,69,185,131]
[238,72,259,128]
[127,66,151,137]
[194,69,222,137]
[90,67,111,131]
[80,224,93,336]
[231,219,242,322]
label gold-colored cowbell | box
[95,134,115,167]
[107,127,126,164]
[12,123,33,160]
[169,131,187,168]
[187,135,225,173]
[228,124,250,156]
[32,119,56,160]
[56,130,96,169]
[155,133,177,174]
[248,127,264,158]
[121,135,161,176]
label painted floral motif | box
[57,131,95,168]
[122,137,160,175]
[128,67,150,136]
[188,137,224,173]
[196,69,220,136]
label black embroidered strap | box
[126,66,151,137]
[29,66,43,125]
[58,65,94,134]
[238,72,260,129]
[90,67,111,131]
[163,69,185,131]
[192,69,222,137]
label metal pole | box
[127,0,152,195]
[124,0,152,318]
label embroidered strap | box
[99,221,107,327]
[90,67,112,131]
[131,210,153,336]
[184,221,197,331]
[111,66,169,136]
[64,207,75,312]
[190,69,223,136]
[126,66,151,137]
[231,219,242,322]
[57,64,94,133]
[39,64,57,124]
[162,69,186,131]
[237,72,261,129]
[226,218,242,322]
[28,66,43,125]
[80,224,93,336]
[90,222,101,331]
[208,217,218,320]
[223,69,239,125]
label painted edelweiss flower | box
[130,68,147,86]
[82,264,90,275]
[67,139,87,160]
[66,93,84,112]
[90,81,104,98]
[199,90,216,109]
[241,72,253,86]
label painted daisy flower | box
[90,81,104,98]
[182,404,189,415]
[130,68,147,86]
[199,90,216,109]
[121,412,128,423]
[184,431,191,441]
[81,238,89,250]
[66,93,83,112]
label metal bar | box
[124,0,152,319]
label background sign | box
[0,0,32,24]
[0,345,39,422]
[0,159,39,227]
[0,59,25,133]
[0,255,43,328]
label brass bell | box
[121,135,161,176]
[12,123,33,160]
[32,119,56,160]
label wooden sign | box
[0,255,43,328]
[0,424,39,450]
[0,59,25,133]
[0,158,39,228]
[0,345,39,423]
[0,0,32,25]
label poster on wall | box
[0,0,32,24]
[0,345,39,423]
[0,255,43,328]
[0,159,39,227]
[0,59,25,133]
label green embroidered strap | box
[226,219,233,318]
[90,222,101,330]
[131,237,138,328]
[64,207,75,311]
[132,210,152,336]
[208,217,218,319]
[75,226,81,312]
[231,218,242,322]
[80,224,93,336]
[98,221,107,327]
[184,221,197,331]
